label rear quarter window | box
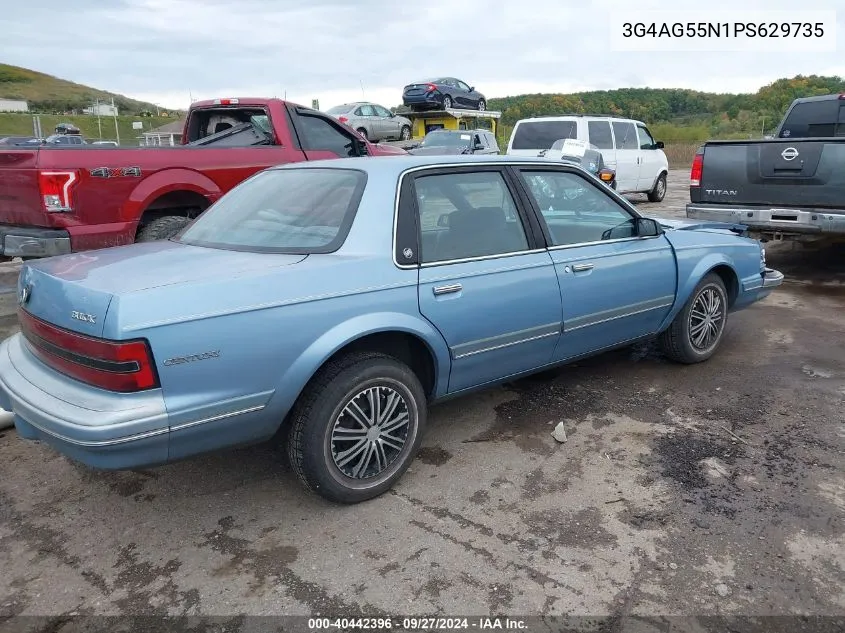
[511,120,577,150]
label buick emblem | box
[18,284,30,306]
[781,147,799,161]
[403,247,413,258]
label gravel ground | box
[0,169,843,629]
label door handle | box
[432,283,462,296]
[572,263,594,272]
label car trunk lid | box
[694,139,845,208]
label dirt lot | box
[1,170,843,628]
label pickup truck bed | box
[686,138,845,242]
[0,99,405,258]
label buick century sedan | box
[0,155,783,503]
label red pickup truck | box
[0,98,406,258]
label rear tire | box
[400,125,411,141]
[135,215,191,242]
[442,95,453,109]
[477,99,486,111]
[287,352,427,504]
[658,273,728,364]
[356,127,369,140]
[647,172,667,202]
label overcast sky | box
[4,0,843,111]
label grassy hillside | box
[0,64,177,115]
[487,75,845,143]
[0,113,176,145]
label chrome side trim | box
[451,322,560,360]
[21,405,266,447]
[20,417,169,448]
[564,296,675,332]
[419,248,548,269]
[547,235,664,252]
[169,405,265,433]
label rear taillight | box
[337,116,349,124]
[213,98,239,105]
[19,309,159,393]
[690,149,704,187]
[425,83,437,93]
[38,170,78,212]
[839,93,845,100]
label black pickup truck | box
[686,93,845,243]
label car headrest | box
[448,206,507,234]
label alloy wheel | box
[688,286,724,352]
[330,386,410,479]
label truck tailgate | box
[693,139,845,208]
[0,148,47,227]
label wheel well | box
[327,331,436,399]
[709,264,739,307]
[137,190,210,232]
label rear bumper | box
[0,224,70,257]
[403,93,442,108]
[0,334,170,469]
[686,204,845,236]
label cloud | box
[2,0,843,111]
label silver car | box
[326,102,413,142]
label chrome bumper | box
[0,225,71,257]
[762,268,784,289]
[687,205,845,236]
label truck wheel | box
[647,173,667,202]
[658,273,728,364]
[136,216,192,242]
[287,351,427,504]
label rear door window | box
[611,121,638,149]
[586,120,614,149]
[511,121,577,150]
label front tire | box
[287,352,427,504]
[659,273,728,364]
[647,172,667,202]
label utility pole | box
[95,98,103,139]
[111,97,120,145]
[761,117,765,137]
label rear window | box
[176,168,367,254]
[326,105,351,115]
[511,120,577,150]
[779,99,843,137]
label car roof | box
[270,154,574,176]
[515,115,643,124]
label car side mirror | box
[654,141,664,149]
[474,142,485,150]
[636,217,663,237]
[469,86,475,92]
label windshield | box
[176,168,367,253]
[511,120,577,150]
[421,131,471,147]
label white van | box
[506,115,669,201]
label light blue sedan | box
[0,155,783,503]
